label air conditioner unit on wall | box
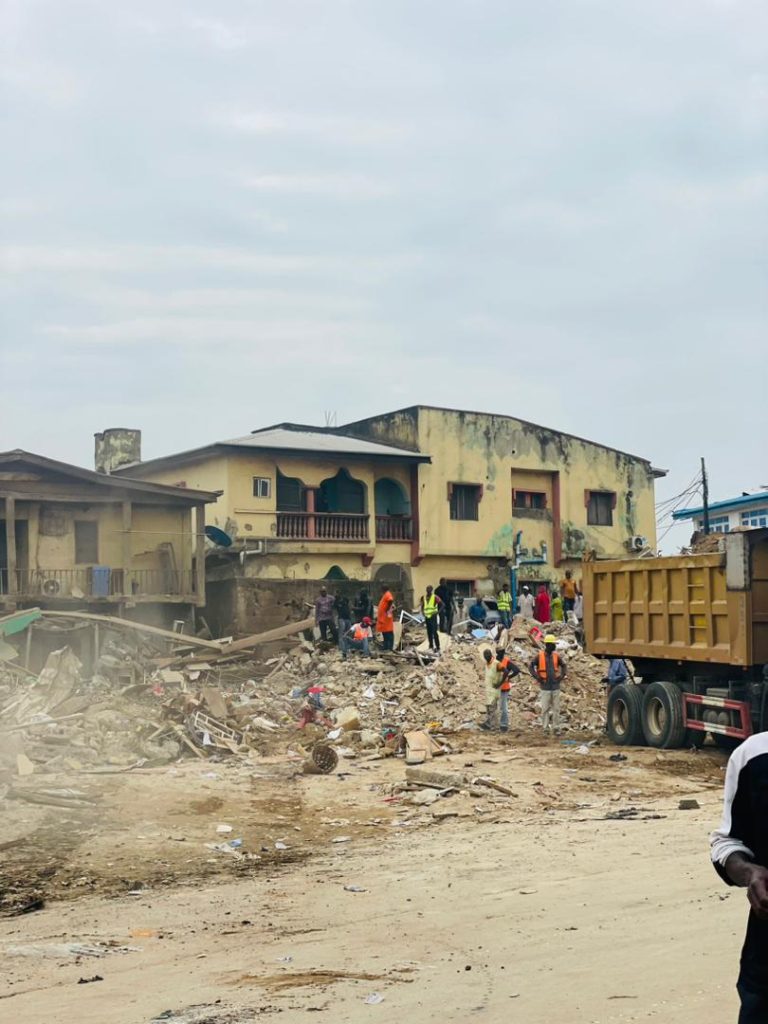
[627,535,647,552]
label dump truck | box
[582,529,768,749]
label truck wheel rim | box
[612,699,629,736]
[647,696,667,737]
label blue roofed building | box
[672,490,768,534]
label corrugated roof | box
[0,450,220,503]
[672,491,768,520]
[221,426,426,459]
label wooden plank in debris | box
[40,610,224,651]
[222,616,315,655]
[472,776,518,797]
[405,766,469,790]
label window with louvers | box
[450,485,480,521]
[587,492,614,527]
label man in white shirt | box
[518,586,535,618]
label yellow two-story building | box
[113,407,663,634]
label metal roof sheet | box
[220,427,426,460]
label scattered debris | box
[678,798,700,810]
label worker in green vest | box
[420,584,443,653]
[497,582,512,628]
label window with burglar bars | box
[586,491,615,527]
[449,484,481,521]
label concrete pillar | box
[195,503,206,602]
[5,496,16,596]
[122,501,132,596]
[306,488,316,539]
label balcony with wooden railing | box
[375,515,414,542]
[0,567,197,602]
[275,512,370,542]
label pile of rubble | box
[0,609,612,799]
[302,616,609,740]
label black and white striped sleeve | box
[710,734,768,883]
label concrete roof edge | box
[341,404,657,465]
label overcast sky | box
[2,0,766,549]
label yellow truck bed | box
[583,530,768,668]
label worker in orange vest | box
[493,647,521,732]
[343,616,374,659]
[376,584,395,651]
[529,634,567,735]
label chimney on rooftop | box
[94,428,141,474]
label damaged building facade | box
[0,446,218,628]
[114,407,663,635]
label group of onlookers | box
[316,571,584,660]
[517,570,583,624]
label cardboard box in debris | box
[0,607,610,790]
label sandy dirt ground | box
[0,735,748,1023]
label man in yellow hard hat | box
[529,634,567,735]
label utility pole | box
[701,457,710,535]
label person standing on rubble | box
[354,588,373,622]
[315,586,337,643]
[529,634,567,735]
[551,589,564,622]
[479,648,502,731]
[518,585,535,619]
[534,585,551,624]
[497,583,512,628]
[377,583,395,651]
[420,584,443,653]
[435,578,454,634]
[492,647,520,732]
[335,593,352,656]
[560,570,580,615]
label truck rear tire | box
[642,682,686,748]
[606,684,645,746]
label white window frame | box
[708,514,730,534]
[741,507,768,528]
[252,477,271,499]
